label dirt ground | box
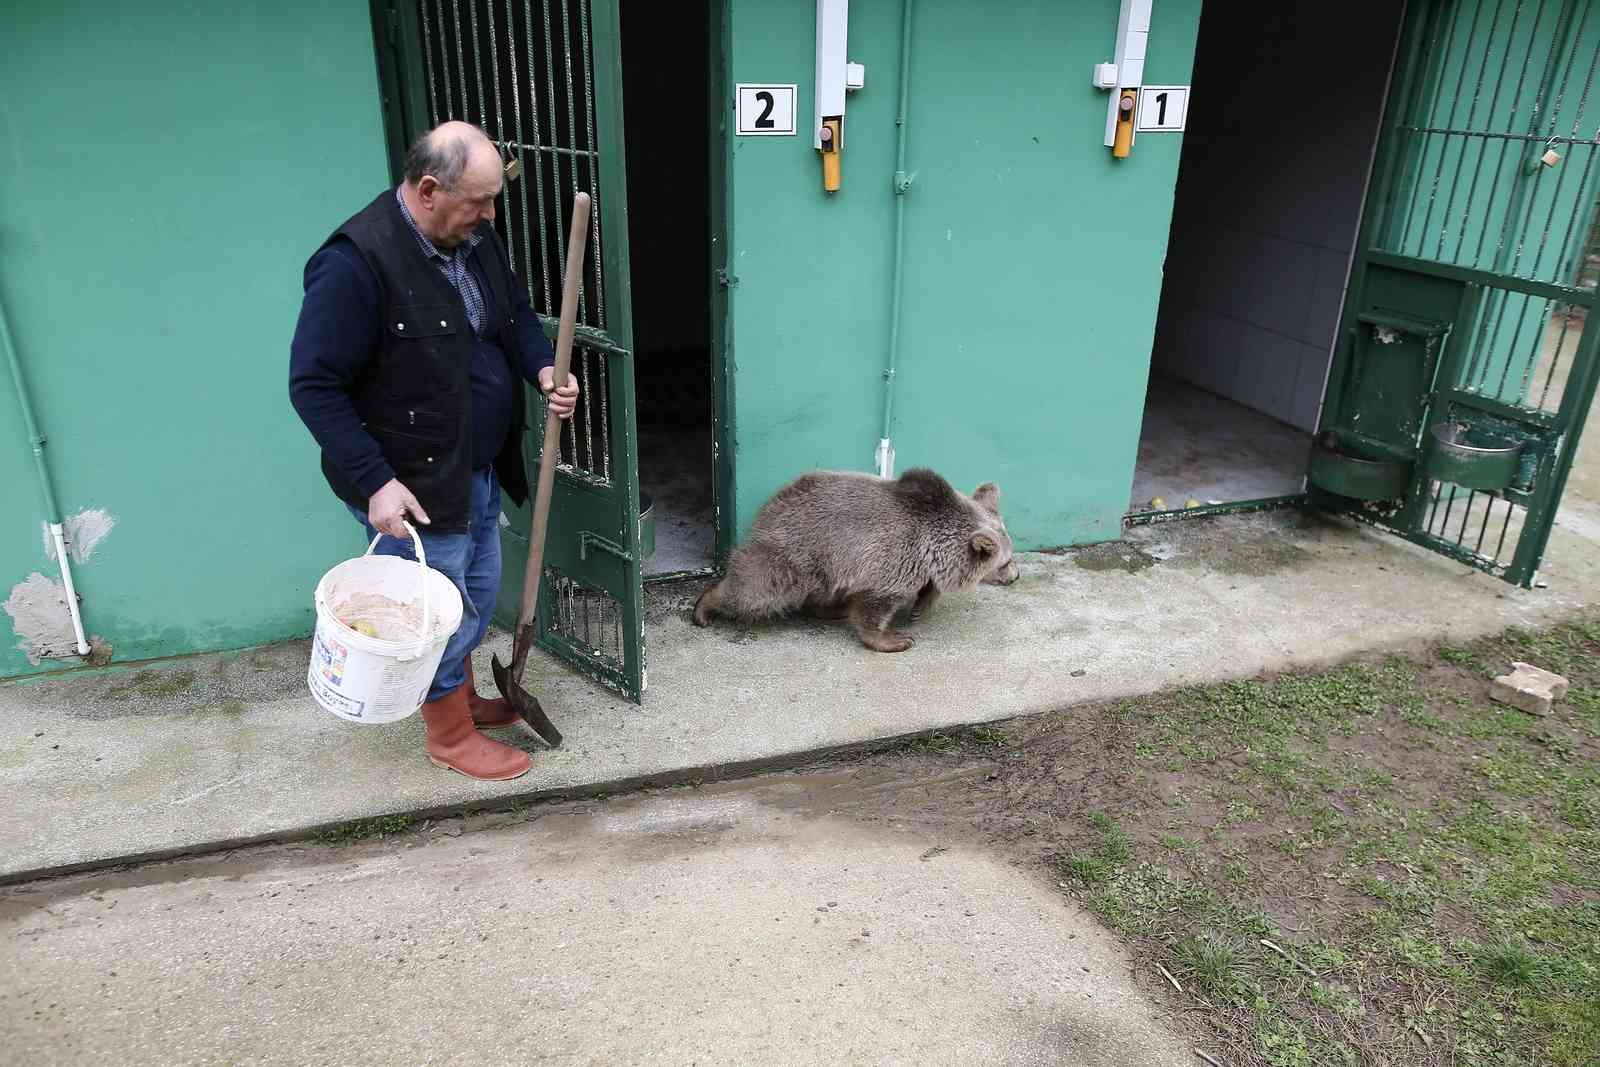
[772,618,1600,1066]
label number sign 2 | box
[736,84,797,136]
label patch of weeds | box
[1088,814,1133,865]
[1383,929,1447,971]
[1174,934,1244,1000]
[1256,1015,1314,1067]
[1357,767,1395,791]
[1064,852,1112,886]
[314,813,414,844]
[905,732,957,753]
[1222,799,1263,826]
[1471,937,1549,990]
[1476,744,1554,797]
[1302,943,1348,970]
[1401,705,1454,733]
[1450,703,1539,742]
[1352,872,1437,916]
[966,724,1009,748]
[1569,688,1600,736]
[1307,980,1365,1020]
[1439,643,1488,672]
[1556,779,1598,830]
[1061,814,1134,886]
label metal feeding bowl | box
[1308,433,1413,501]
[1425,422,1525,492]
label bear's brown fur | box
[692,468,1018,652]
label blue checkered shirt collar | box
[395,187,487,335]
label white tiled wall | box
[1150,2,1404,433]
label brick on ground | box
[1489,661,1570,716]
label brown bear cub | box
[692,468,1019,652]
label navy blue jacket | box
[288,234,555,503]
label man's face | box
[422,155,502,248]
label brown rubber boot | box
[462,657,518,729]
[419,684,531,781]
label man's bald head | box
[400,121,503,249]
[403,121,499,192]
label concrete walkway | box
[4,505,1599,883]
[1,775,1192,1066]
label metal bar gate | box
[380,0,647,699]
[1317,0,1600,586]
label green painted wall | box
[726,0,1200,549]
[0,2,390,677]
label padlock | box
[1540,147,1562,168]
[504,155,523,181]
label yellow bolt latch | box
[820,117,843,192]
[1112,90,1136,159]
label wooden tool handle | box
[517,192,591,632]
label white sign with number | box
[1136,85,1189,132]
[736,84,797,136]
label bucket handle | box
[364,520,431,658]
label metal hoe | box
[491,190,591,747]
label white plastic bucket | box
[307,521,464,724]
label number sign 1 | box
[1135,86,1189,132]
[736,84,797,136]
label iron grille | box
[1377,0,1600,289]
[542,567,626,674]
[415,0,615,485]
[1361,0,1600,580]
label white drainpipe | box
[2,292,91,657]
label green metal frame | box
[1124,495,1307,528]
[1312,0,1600,587]
[509,0,647,699]
[368,0,429,182]
[708,0,736,566]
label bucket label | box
[311,630,349,688]
[308,665,366,719]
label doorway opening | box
[620,0,718,579]
[1132,1,1405,515]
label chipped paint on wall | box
[4,573,80,664]
[41,508,115,565]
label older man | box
[290,121,578,782]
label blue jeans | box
[349,468,502,703]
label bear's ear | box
[973,483,1001,512]
[971,531,998,556]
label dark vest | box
[316,191,531,531]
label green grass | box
[1174,934,1245,999]
[1046,617,1600,1066]
[313,813,414,844]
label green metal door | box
[1312,0,1600,586]
[375,0,647,699]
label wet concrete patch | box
[107,669,196,701]
[1134,512,1316,577]
[1068,543,1161,575]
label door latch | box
[579,531,632,563]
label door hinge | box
[579,531,633,563]
[714,268,739,289]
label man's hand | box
[539,365,581,420]
[368,478,431,540]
